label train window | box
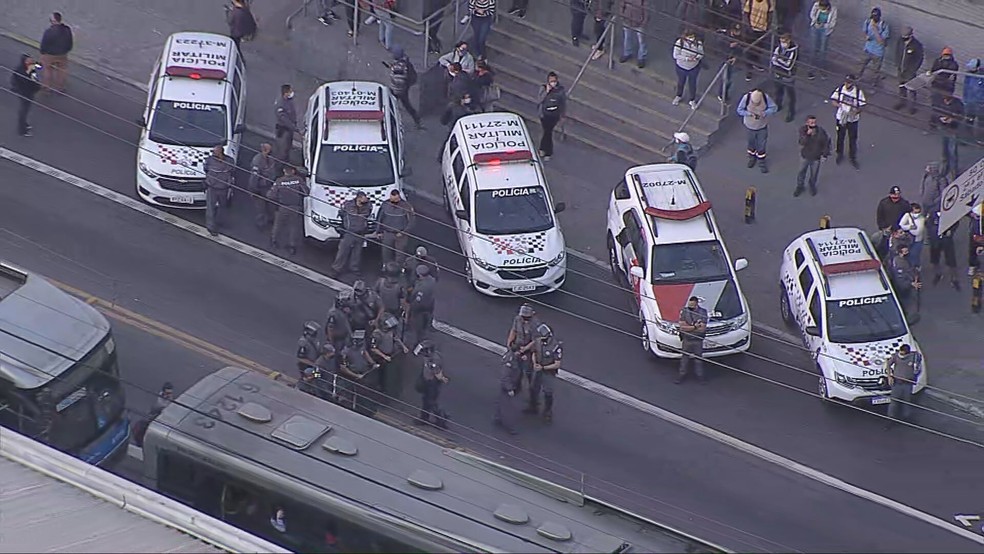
[157,452,223,515]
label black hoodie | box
[10,54,41,99]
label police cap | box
[415,264,430,277]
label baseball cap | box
[673,132,690,143]
[889,186,901,194]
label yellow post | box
[819,215,831,229]
[744,187,756,224]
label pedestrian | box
[933,94,963,179]
[829,74,866,168]
[736,89,778,173]
[369,313,409,396]
[570,0,590,47]
[203,146,234,236]
[883,344,922,428]
[927,211,960,289]
[742,0,773,75]
[438,93,478,159]
[709,0,741,33]
[473,59,496,111]
[795,115,831,197]
[10,54,42,137]
[919,161,948,216]
[675,296,708,384]
[296,367,329,400]
[670,132,697,170]
[537,72,567,161]
[226,0,257,50]
[589,0,614,61]
[267,164,309,255]
[374,262,407,325]
[889,244,921,318]
[807,0,836,80]
[296,320,323,378]
[893,27,924,114]
[857,6,888,86]
[720,22,743,102]
[329,191,373,277]
[887,225,913,260]
[339,330,378,414]
[387,46,423,129]
[618,0,648,69]
[377,189,415,265]
[274,84,299,170]
[425,0,449,54]
[770,32,798,122]
[248,143,277,229]
[466,0,496,59]
[325,292,353,353]
[876,185,911,239]
[969,207,983,277]
[506,303,541,391]
[899,203,926,269]
[507,0,528,18]
[373,0,397,52]
[317,0,341,25]
[928,47,959,107]
[134,382,175,446]
[672,28,704,110]
[414,340,449,428]
[407,265,437,345]
[38,12,73,93]
[964,59,984,140]
[438,41,476,75]
[527,323,562,422]
[445,62,473,103]
[493,350,522,435]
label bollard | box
[973,274,982,313]
[819,215,831,229]
[744,187,756,224]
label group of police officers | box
[497,303,564,434]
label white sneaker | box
[689,100,698,110]
[460,15,471,24]
[364,15,377,25]
[672,96,681,106]
[969,267,976,277]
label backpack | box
[543,92,562,113]
[674,142,697,170]
[406,59,418,86]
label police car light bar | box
[325,110,384,121]
[165,66,226,80]
[473,150,533,165]
[644,201,711,221]
[821,259,882,276]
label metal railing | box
[661,60,731,153]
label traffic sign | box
[939,156,984,235]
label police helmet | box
[335,289,353,308]
[384,261,401,277]
[302,320,321,337]
[352,280,368,297]
[351,329,367,343]
[536,323,553,340]
[518,303,535,318]
[320,342,336,356]
[415,264,430,277]
[382,314,400,330]
[303,367,317,378]
[415,339,436,355]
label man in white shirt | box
[829,74,866,169]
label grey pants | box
[408,308,433,344]
[530,370,555,398]
[380,231,409,265]
[205,187,227,233]
[272,209,303,248]
[678,340,705,379]
[332,232,364,273]
[253,186,274,227]
[746,127,768,158]
[887,381,913,421]
[494,388,518,429]
[796,158,821,191]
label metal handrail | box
[566,20,614,101]
[661,60,730,153]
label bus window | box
[157,451,223,515]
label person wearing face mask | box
[438,40,476,74]
[536,72,567,161]
[736,88,778,173]
[807,0,836,80]
[899,203,926,270]
[377,189,415,265]
[795,115,830,197]
[829,74,866,168]
[439,92,479,153]
[506,303,541,392]
[330,191,373,277]
[770,32,798,122]
[274,84,299,170]
[857,7,889,86]
[963,59,984,140]
[928,47,959,108]
[892,27,923,114]
[249,143,277,229]
[445,62,473,103]
[672,29,704,110]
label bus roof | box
[149,367,724,554]
[0,426,285,553]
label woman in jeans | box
[807,0,837,79]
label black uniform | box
[10,55,41,135]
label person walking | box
[10,54,42,137]
[736,88,778,173]
[893,27,923,114]
[466,0,496,59]
[883,344,922,428]
[506,303,540,390]
[493,350,522,435]
[330,191,373,277]
[672,29,704,110]
[528,323,562,422]
[964,59,984,140]
[473,59,496,111]
[203,146,234,236]
[249,143,277,229]
[618,0,648,69]
[889,244,921,320]
[226,0,257,50]
[386,47,422,129]
[857,6,888,86]
[274,84,299,170]
[377,189,415,265]
[807,0,836,80]
[933,94,963,179]
[899,203,926,269]
[589,0,614,61]
[742,0,773,75]
[829,74,866,168]
[267,164,309,255]
[795,115,830,197]
[675,296,708,384]
[770,32,798,122]
[38,12,73,93]
[536,72,567,161]
[928,47,959,108]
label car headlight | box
[729,313,749,332]
[473,257,497,271]
[834,372,855,387]
[547,250,565,267]
[138,162,158,179]
[654,318,679,335]
[310,210,331,228]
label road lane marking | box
[3,146,982,546]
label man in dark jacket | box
[929,47,959,106]
[226,0,257,49]
[387,47,422,128]
[933,94,964,179]
[771,32,798,122]
[39,12,73,92]
[10,54,41,137]
[795,115,830,197]
[893,27,923,113]
[589,0,614,60]
[876,186,911,234]
[619,0,649,68]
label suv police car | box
[441,112,567,296]
[779,227,928,405]
[136,32,246,208]
[303,81,407,242]
[606,164,751,358]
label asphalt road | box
[2,37,983,552]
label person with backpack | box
[670,132,697,170]
[386,46,422,129]
[536,72,567,161]
[736,88,778,173]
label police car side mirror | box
[136,117,146,128]
[805,326,820,337]
[455,209,469,221]
[553,202,566,214]
[734,258,749,272]
[629,265,645,280]
[234,123,246,134]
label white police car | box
[136,32,246,209]
[606,164,751,358]
[441,113,567,296]
[303,81,407,242]
[779,227,928,405]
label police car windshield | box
[651,240,731,283]
[317,144,395,187]
[149,101,227,147]
[826,295,907,344]
[474,187,553,235]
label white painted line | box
[4,146,982,546]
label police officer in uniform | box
[296,367,330,400]
[339,330,379,415]
[274,84,299,169]
[350,280,384,332]
[267,164,310,255]
[370,313,410,397]
[377,189,416,265]
[325,291,353,355]
[375,262,407,330]
[413,340,449,429]
[493,350,522,435]
[312,342,337,401]
[403,246,440,294]
[528,323,562,422]
[407,265,437,345]
[203,145,234,237]
[506,304,540,391]
[296,320,322,379]
[330,191,373,278]
[249,143,278,228]
[676,296,708,384]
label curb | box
[925,389,984,422]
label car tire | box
[817,369,837,408]
[779,286,796,327]
[640,312,657,358]
[607,234,628,287]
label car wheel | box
[779,286,795,327]
[818,370,836,407]
[607,234,628,287]
[641,320,651,354]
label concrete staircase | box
[486,15,730,165]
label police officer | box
[274,84,299,169]
[267,164,310,255]
[296,320,322,378]
[414,340,449,429]
[325,291,353,354]
[403,246,440,294]
[313,342,337,401]
[374,262,407,328]
[676,296,708,384]
[339,330,379,415]
[249,143,278,228]
[407,265,437,345]
[330,191,373,277]
[203,145,234,237]
[296,367,330,400]
[506,303,540,391]
[377,189,416,265]
[350,280,383,332]
[493,350,522,435]
[370,313,410,396]
[528,323,562,422]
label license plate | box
[871,396,891,405]
[512,284,536,292]
[170,195,195,204]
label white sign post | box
[939,156,984,235]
